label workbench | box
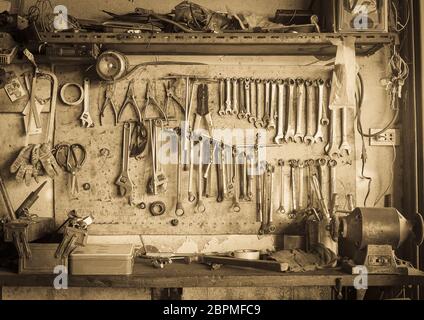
[1,260,423,300]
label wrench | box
[262,80,271,126]
[225,78,232,115]
[231,147,241,213]
[246,154,254,201]
[267,81,277,131]
[325,107,341,158]
[294,78,305,143]
[196,137,206,213]
[248,79,257,124]
[274,81,286,145]
[188,136,196,203]
[318,79,329,126]
[306,159,316,208]
[257,166,264,227]
[232,78,239,116]
[217,142,226,202]
[288,160,298,219]
[244,79,252,119]
[298,161,305,209]
[218,79,226,116]
[267,165,277,233]
[255,79,265,128]
[314,80,324,143]
[284,79,296,143]
[80,78,94,128]
[175,128,184,217]
[304,80,316,145]
[339,107,352,156]
[328,159,338,201]
[277,159,286,214]
[115,122,133,204]
[240,152,247,200]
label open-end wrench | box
[231,147,241,213]
[262,80,271,126]
[232,78,239,116]
[175,128,184,217]
[188,136,196,203]
[314,80,324,143]
[284,79,296,143]
[225,78,232,115]
[277,159,286,214]
[328,159,338,201]
[246,154,254,201]
[244,79,252,119]
[255,79,265,128]
[257,166,264,228]
[339,107,352,156]
[267,81,277,131]
[298,161,305,210]
[240,152,247,200]
[196,137,206,213]
[248,79,257,124]
[306,159,316,208]
[267,164,277,233]
[318,79,329,126]
[218,79,226,116]
[217,142,225,202]
[304,79,316,145]
[288,160,299,219]
[259,163,268,234]
[115,122,133,204]
[294,78,305,143]
[274,80,286,145]
[80,78,94,128]
[325,107,341,158]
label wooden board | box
[53,64,356,235]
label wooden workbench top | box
[1,259,424,289]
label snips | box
[54,143,87,196]
[100,83,118,126]
[118,79,142,123]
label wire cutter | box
[141,80,167,122]
[118,79,142,123]
[100,83,118,126]
[164,80,185,117]
[194,83,214,137]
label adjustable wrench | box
[80,78,94,128]
[325,107,341,158]
[284,79,296,143]
[175,129,184,217]
[255,79,265,128]
[314,80,324,143]
[225,78,232,115]
[267,81,277,131]
[304,80,316,145]
[294,78,305,143]
[115,122,133,204]
[318,79,329,126]
[232,78,239,116]
[288,160,299,219]
[262,80,271,126]
[277,159,286,214]
[274,81,286,145]
[196,137,206,213]
[218,79,226,116]
[339,107,352,156]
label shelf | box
[34,32,398,57]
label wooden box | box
[19,243,67,274]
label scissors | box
[54,143,87,196]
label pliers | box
[164,80,185,117]
[100,83,118,126]
[141,80,168,122]
[194,83,214,137]
[118,79,142,123]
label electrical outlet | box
[369,129,400,146]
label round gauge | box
[96,51,128,81]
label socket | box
[369,129,400,146]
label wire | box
[373,144,396,206]
[391,0,411,32]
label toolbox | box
[70,244,135,275]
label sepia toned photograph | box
[0,0,423,306]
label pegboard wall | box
[53,62,356,236]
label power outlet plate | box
[369,129,400,146]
